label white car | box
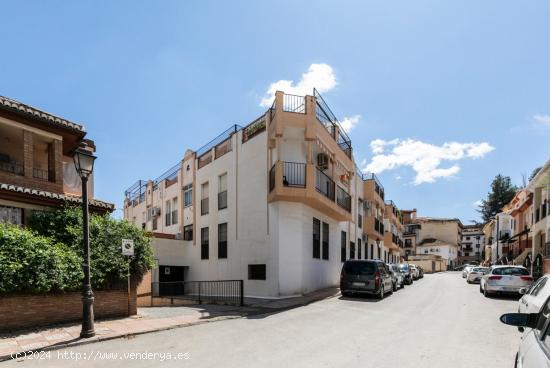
[462,265,475,278]
[480,265,534,297]
[499,294,550,367]
[410,264,420,280]
[466,267,490,283]
[519,275,550,315]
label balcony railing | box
[283,94,306,114]
[315,168,335,201]
[314,88,352,159]
[0,160,24,176]
[33,167,53,182]
[336,186,351,212]
[283,162,306,187]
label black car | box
[340,260,393,299]
[399,263,414,285]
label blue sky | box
[1,1,549,223]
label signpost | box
[121,239,134,316]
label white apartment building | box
[124,90,403,298]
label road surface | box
[5,272,522,367]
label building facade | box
[459,225,484,265]
[527,160,550,276]
[0,96,113,223]
[124,90,406,298]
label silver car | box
[387,263,404,290]
[466,267,490,283]
[480,265,534,297]
[462,265,475,278]
[499,294,550,367]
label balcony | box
[0,159,24,176]
[268,161,351,221]
[316,167,335,200]
[336,186,351,212]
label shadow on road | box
[338,294,383,303]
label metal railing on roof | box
[313,88,352,159]
[196,124,241,157]
[153,162,180,186]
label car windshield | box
[344,262,376,275]
[471,268,484,272]
[492,267,529,276]
[399,264,409,271]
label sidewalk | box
[0,287,339,361]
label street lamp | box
[73,147,97,338]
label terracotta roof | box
[0,96,85,133]
[0,182,114,211]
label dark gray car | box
[340,260,393,299]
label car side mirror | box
[519,287,528,295]
[499,313,538,328]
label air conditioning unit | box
[152,207,161,217]
[175,232,183,240]
[317,153,329,170]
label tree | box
[529,166,542,182]
[478,175,517,223]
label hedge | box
[0,206,154,294]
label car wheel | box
[484,287,491,298]
[479,285,483,293]
[378,286,385,299]
[342,291,351,297]
[467,280,471,284]
[401,282,405,289]
[393,282,397,292]
[514,352,518,368]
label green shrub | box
[0,223,82,293]
[28,206,154,290]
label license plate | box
[352,282,365,286]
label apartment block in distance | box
[124,90,404,298]
[0,96,113,224]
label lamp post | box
[73,147,97,338]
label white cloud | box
[260,63,337,107]
[362,139,495,185]
[534,114,550,127]
[339,115,360,134]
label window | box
[350,241,355,260]
[322,222,329,260]
[0,206,22,225]
[152,217,158,230]
[341,231,347,262]
[370,244,373,260]
[165,200,172,226]
[201,227,209,259]
[218,173,228,210]
[201,182,209,215]
[313,218,321,259]
[218,223,227,259]
[529,276,548,296]
[358,238,362,259]
[183,184,193,207]
[248,264,266,280]
[358,213,362,229]
[171,198,178,225]
[183,225,193,241]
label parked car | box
[480,265,534,297]
[418,266,424,279]
[410,264,420,280]
[466,267,490,284]
[517,274,550,333]
[499,293,550,367]
[340,260,393,299]
[454,265,467,271]
[387,263,404,290]
[399,263,413,285]
[462,265,475,278]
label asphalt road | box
[5,272,522,368]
